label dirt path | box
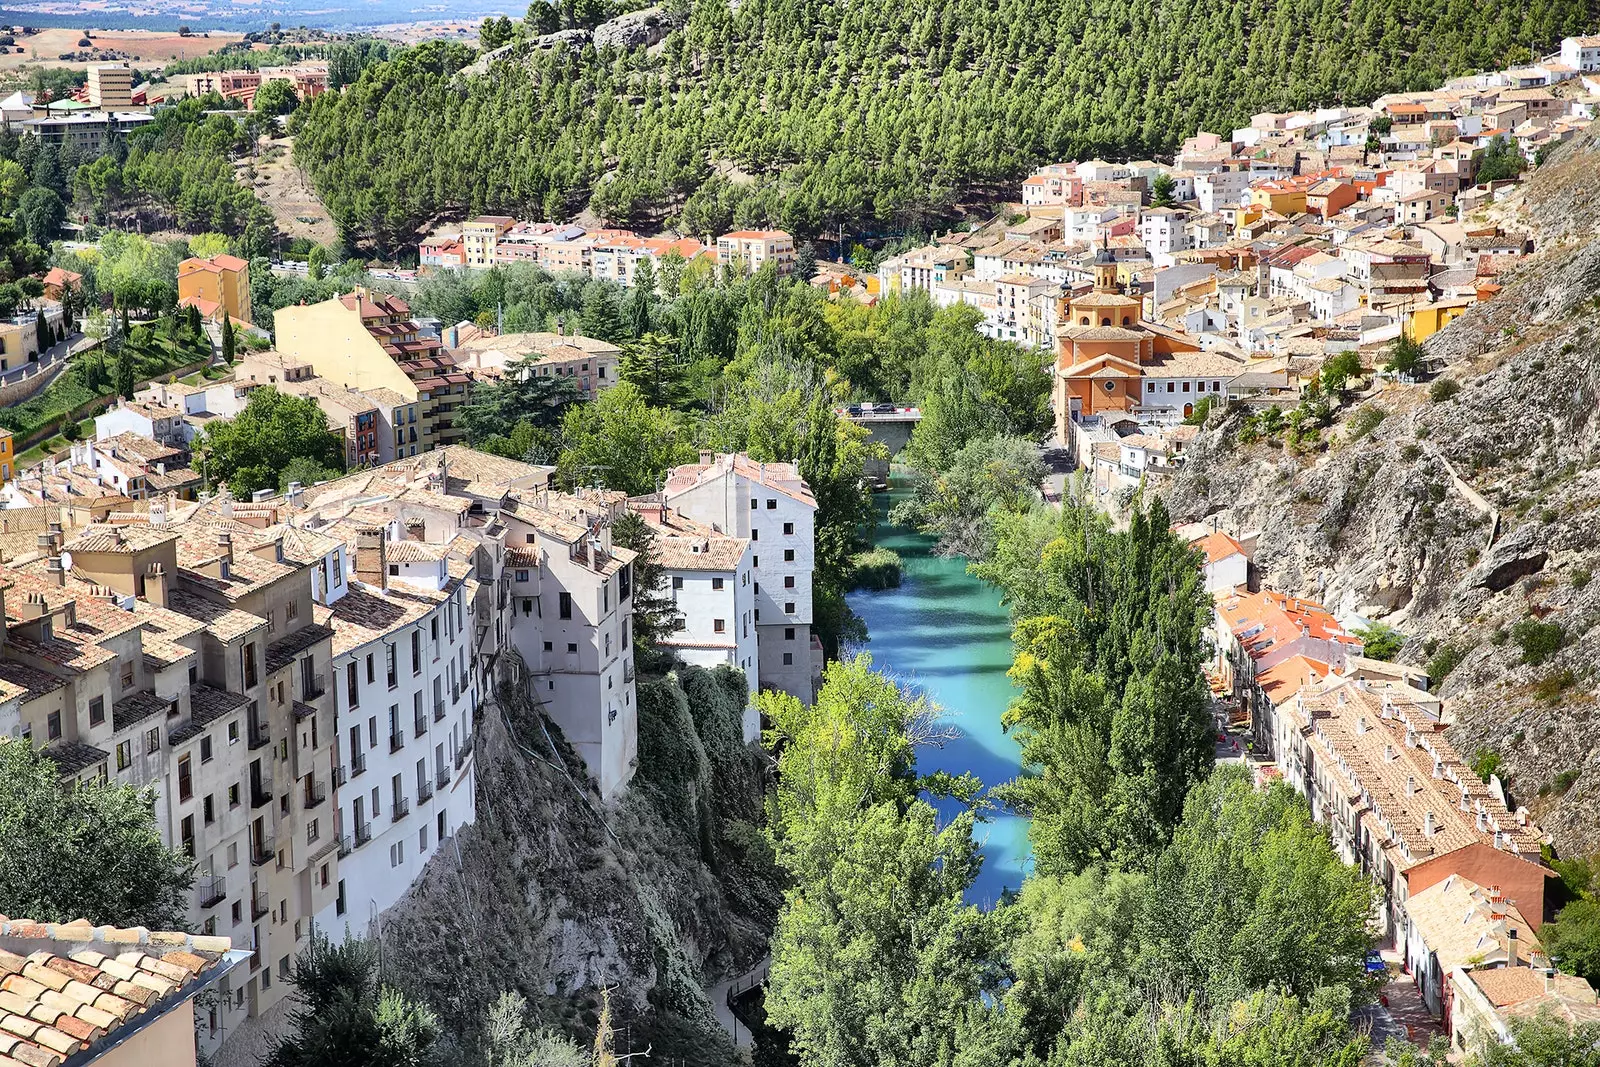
[244,135,338,246]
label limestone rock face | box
[593,7,680,51]
[1163,129,1600,856]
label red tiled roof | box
[1192,530,1246,565]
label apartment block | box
[663,452,819,702]
[179,254,252,326]
[275,289,468,455]
[86,64,133,110]
[715,230,796,276]
[451,331,620,400]
[462,215,516,269]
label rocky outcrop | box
[371,665,778,1063]
[1163,132,1600,857]
[593,7,680,51]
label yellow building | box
[0,427,13,486]
[178,254,253,325]
[462,215,515,269]
[1248,183,1308,216]
[1406,298,1474,343]
[274,289,466,457]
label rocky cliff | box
[370,662,780,1063]
[1164,129,1600,857]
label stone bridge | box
[836,405,923,486]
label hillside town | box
[0,23,1598,1067]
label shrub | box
[1574,568,1592,591]
[1348,404,1386,440]
[1429,378,1461,402]
[1426,643,1469,685]
[1400,443,1421,462]
[1353,622,1404,661]
[1553,769,1579,795]
[1532,669,1576,702]
[1470,747,1502,782]
[849,547,903,591]
[1511,618,1565,665]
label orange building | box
[1053,251,1204,435]
[178,254,252,326]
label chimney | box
[35,532,50,556]
[699,449,712,466]
[146,562,168,608]
[1507,928,1518,967]
[1406,775,1417,797]
[46,554,65,587]
[355,526,388,590]
[48,521,63,552]
[217,531,233,565]
[1424,810,1436,836]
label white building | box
[499,492,638,798]
[1194,169,1252,213]
[1190,530,1250,594]
[1560,36,1600,73]
[314,524,479,942]
[664,453,818,703]
[638,504,758,698]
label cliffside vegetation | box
[370,663,778,1065]
[293,0,1591,249]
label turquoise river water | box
[844,485,1031,906]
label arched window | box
[1122,316,1132,326]
[1100,317,1111,326]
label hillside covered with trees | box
[294,0,1591,252]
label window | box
[121,662,134,689]
[89,696,105,727]
[229,784,241,807]
[712,577,724,590]
[783,522,794,535]
[749,498,757,510]
[47,711,61,740]
[671,577,683,590]
[1182,381,1191,392]
[286,599,299,622]
[784,549,795,562]
[204,795,215,824]
[515,569,529,582]
[543,641,553,652]
[785,602,796,614]
[1167,382,1175,393]
[783,652,794,666]
[751,528,759,541]
[411,632,421,674]
[366,654,375,684]
[713,619,726,633]
[347,664,359,708]
[766,499,777,509]
[566,643,577,654]
[228,721,239,744]
[116,740,131,770]
[784,576,796,589]
[386,644,398,687]
[558,592,572,619]
[200,736,213,763]
[785,627,796,640]
[178,755,193,801]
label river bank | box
[844,484,1030,906]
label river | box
[844,484,1031,906]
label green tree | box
[253,78,300,118]
[0,739,193,929]
[220,314,236,363]
[307,243,328,280]
[578,281,625,342]
[1473,1012,1600,1067]
[1150,172,1177,207]
[890,434,1045,557]
[1541,857,1600,984]
[265,935,444,1067]
[198,387,345,499]
[1385,334,1425,377]
[1322,350,1362,395]
[611,509,683,664]
[976,493,1214,873]
[484,991,588,1067]
[524,1,560,36]
[15,185,64,245]
[1353,621,1404,661]
[619,331,688,407]
[556,381,695,495]
[1474,135,1528,184]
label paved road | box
[708,954,769,1049]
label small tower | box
[1093,247,1118,293]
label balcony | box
[302,674,326,701]
[389,731,404,754]
[433,700,446,723]
[455,743,470,770]
[197,874,227,909]
[418,779,434,802]
[337,835,352,858]
[624,660,635,683]
[251,835,276,867]
[333,764,347,788]
[247,720,271,751]
[350,752,367,778]
[250,888,268,920]
[414,710,427,738]
[391,797,411,821]
[435,766,450,791]
[354,822,372,847]
[250,772,274,809]
[304,779,327,809]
